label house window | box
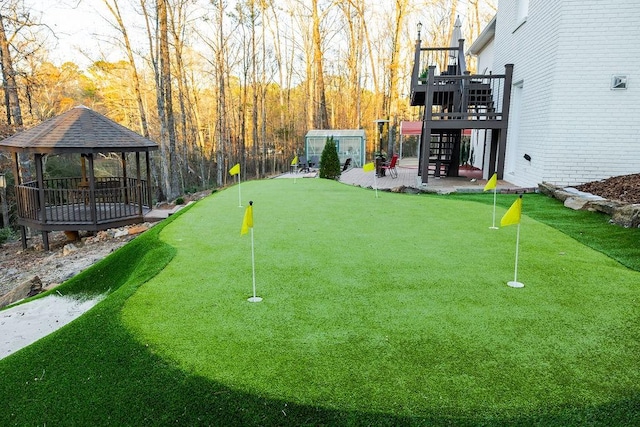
[516,0,529,24]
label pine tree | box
[319,137,341,180]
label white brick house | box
[469,0,640,187]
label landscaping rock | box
[113,228,129,238]
[564,197,589,210]
[611,204,640,228]
[551,190,573,202]
[127,224,149,235]
[0,276,42,308]
[63,243,79,256]
[585,199,624,215]
[538,182,561,197]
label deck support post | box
[496,64,514,180]
[420,66,436,184]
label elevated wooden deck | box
[408,39,514,183]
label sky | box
[27,0,134,68]
[24,0,496,72]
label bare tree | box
[158,0,180,198]
[311,0,328,129]
[0,9,23,127]
[101,0,149,138]
[385,0,408,123]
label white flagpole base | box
[247,296,263,302]
[507,281,524,288]
[489,226,499,230]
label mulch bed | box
[575,173,640,204]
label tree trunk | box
[102,0,150,139]
[158,0,180,199]
[311,0,329,129]
[215,1,226,187]
[0,12,22,128]
[168,2,190,191]
[386,0,408,121]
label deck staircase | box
[421,81,496,177]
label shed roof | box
[0,105,158,154]
[305,129,366,138]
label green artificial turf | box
[1,179,638,426]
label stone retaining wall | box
[538,182,640,228]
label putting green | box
[122,179,639,418]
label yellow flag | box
[501,195,522,227]
[229,163,240,176]
[363,162,375,172]
[484,173,497,191]
[241,202,253,235]
[291,156,298,166]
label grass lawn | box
[1,178,639,426]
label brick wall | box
[493,0,640,187]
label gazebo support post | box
[12,152,27,249]
[121,152,129,204]
[146,152,152,208]
[87,154,97,226]
[34,154,49,251]
[136,152,143,216]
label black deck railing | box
[410,41,513,125]
[415,45,466,83]
[15,177,151,226]
[429,72,508,121]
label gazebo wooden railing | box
[15,176,152,231]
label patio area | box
[278,157,528,193]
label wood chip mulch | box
[574,173,640,204]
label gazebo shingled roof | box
[0,105,158,154]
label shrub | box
[175,197,185,205]
[0,227,15,245]
[319,136,341,180]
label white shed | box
[304,129,366,167]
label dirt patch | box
[0,227,142,300]
[0,190,211,303]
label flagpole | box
[507,223,524,288]
[247,227,262,302]
[374,173,379,198]
[490,188,498,229]
[237,174,242,207]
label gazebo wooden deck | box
[0,106,157,250]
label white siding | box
[493,0,640,187]
[475,40,494,75]
[470,37,495,172]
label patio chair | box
[298,155,310,172]
[380,154,398,178]
[309,156,319,169]
[342,158,352,172]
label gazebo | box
[0,106,157,251]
